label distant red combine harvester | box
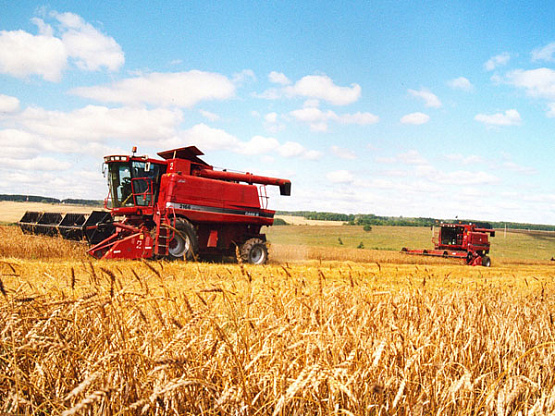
[402,222,495,266]
[19,146,291,265]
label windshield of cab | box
[108,161,164,208]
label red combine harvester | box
[19,146,291,264]
[402,222,496,266]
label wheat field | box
[1,225,555,415]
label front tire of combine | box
[168,218,199,261]
[240,238,268,265]
[481,255,491,267]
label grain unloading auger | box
[402,221,495,266]
[19,146,291,264]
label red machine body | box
[18,146,291,264]
[402,222,495,266]
[87,146,291,263]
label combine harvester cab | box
[19,146,291,265]
[402,222,495,266]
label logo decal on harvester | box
[166,202,270,218]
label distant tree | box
[273,218,288,226]
[363,224,372,232]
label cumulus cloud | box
[0,129,43,159]
[502,161,537,175]
[331,145,357,160]
[199,109,220,121]
[232,69,256,84]
[432,170,499,186]
[484,52,510,71]
[408,88,441,108]
[400,112,429,125]
[286,75,361,105]
[277,141,321,160]
[268,71,291,85]
[290,105,379,131]
[71,71,235,107]
[256,74,362,106]
[0,28,67,81]
[448,77,474,91]
[445,153,484,165]
[475,109,521,126]
[180,123,239,151]
[505,68,555,100]
[326,170,354,184]
[398,150,428,165]
[237,135,280,155]
[0,156,71,171]
[178,124,320,160]
[0,94,20,113]
[17,105,183,143]
[264,112,278,123]
[532,42,555,62]
[547,103,555,118]
[0,11,123,82]
[51,11,124,71]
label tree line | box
[0,194,103,207]
[277,211,555,231]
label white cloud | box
[400,112,430,125]
[303,150,323,160]
[331,145,357,160]
[532,42,555,62]
[199,109,220,121]
[233,69,256,84]
[237,135,280,155]
[326,170,354,184]
[484,52,510,71]
[398,150,428,165]
[433,170,499,186]
[547,103,555,118]
[290,106,379,131]
[0,129,42,159]
[0,94,20,113]
[0,11,123,82]
[505,68,555,101]
[285,75,361,105]
[408,88,441,108]
[178,124,320,160]
[445,153,484,165]
[264,112,278,123]
[71,71,235,107]
[277,141,306,158]
[0,156,71,171]
[337,112,379,125]
[18,105,183,143]
[448,77,474,91]
[0,28,67,81]
[268,71,291,85]
[502,161,537,175]
[475,109,521,126]
[52,11,124,72]
[179,123,239,151]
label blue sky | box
[0,1,554,224]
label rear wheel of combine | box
[240,238,268,265]
[481,255,491,267]
[168,218,198,261]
